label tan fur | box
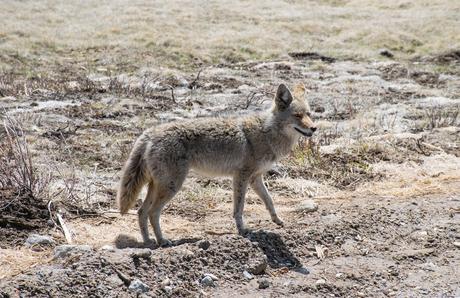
[117,83,316,246]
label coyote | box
[117,83,316,246]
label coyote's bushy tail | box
[117,139,147,214]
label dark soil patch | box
[0,189,50,248]
[431,50,460,64]
[378,63,443,87]
[288,52,336,63]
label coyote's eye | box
[294,113,303,119]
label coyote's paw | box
[272,217,284,226]
[158,238,173,247]
[237,227,251,236]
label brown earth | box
[0,57,459,297]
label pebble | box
[161,278,171,287]
[258,279,270,289]
[243,270,254,280]
[197,240,211,250]
[296,200,318,213]
[54,245,92,259]
[203,273,218,281]
[201,276,215,287]
[316,279,326,285]
[163,286,173,294]
[100,245,115,251]
[410,230,428,241]
[453,242,460,248]
[129,279,150,293]
[25,234,56,247]
[246,257,268,275]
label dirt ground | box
[1,1,460,297]
[1,56,459,297]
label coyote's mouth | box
[294,127,313,137]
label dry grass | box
[0,113,52,198]
[0,0,459,77]
[0,248,51,279]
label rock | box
[100,245,115,251]
[246,257,268,275]
[243,270,254,280]
[129,249,152,259]
[316,279,326,285]
[161,278,171,287]
[54,245,92,259]
[25,234,56,247]
[379,49,394,58]
[410,230,428,241]
[163,286,173,294]
[419,262,437,272]
[453,242,460,248]
[197,240,211,250]
[129,279,150,293]
[296,200,318,213]
[257,279,270,289]
[314,106,326,113]
[203,273,218,281]
[201,276,215,287]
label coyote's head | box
[272,83,317,137]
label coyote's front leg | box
[250,174,284,226]
[233,173,250,235]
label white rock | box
[316,279,326,285]
[25,234,56,246]
[129,279,150,293]
[296,200,318,213]
[54,245,92,259]
[201,276,215,287]
[243,270,254,280]
[410,230,428,241]
[453,242,460,248]
[100,245,115,251]
[203,273,218,281]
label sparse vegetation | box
[0,0,459,296]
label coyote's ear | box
[275,84,293,110]
[293,83,307,99]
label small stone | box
[410,230,428,241]
[258,279,270,289]
[163,286,173,294]
[197,240,211,250]
[129,279,150,293]
[203,273,218,281]
[201,276,215,287]
[336,273,344,278]
[453,242,460,248]
[100,245,115,251]
[129,249,152,259]
[54,245,92,259]
[246,256,268,275]
[316,279,326,285]
[25,234,55,247]
[296,200,318,213]
[243,270,254,280]
[314,106,326,113]
[161,278,171,287]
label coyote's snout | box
[117,83,316,246]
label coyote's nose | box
[311,127,317,133]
